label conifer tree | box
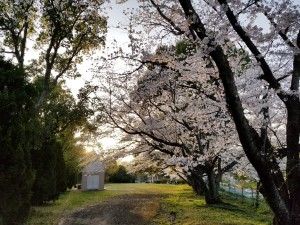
[0,57,36,225]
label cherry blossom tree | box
[117,0,299,224]
[91,39,245,204]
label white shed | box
[81,161,105,191]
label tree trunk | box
[186,169,206,196]
[285,103,300,225]
[189,168,222,204]
[205,169,221,204]
[255,181,261,209]
[283,31,300,225]
[193,178,206,196]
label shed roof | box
[81,161,105,173]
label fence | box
[219,184,268,210]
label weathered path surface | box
[58,194,163,225]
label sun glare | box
[99,137,119,150]
[120,155,134,162]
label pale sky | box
[66,0,139,96]
[67,1,140,151]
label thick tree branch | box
[254,1,296,49]
[217,0,281,91]
[150,0,185,36]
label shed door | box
[87,175,99,189]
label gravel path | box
[58,194,163,225]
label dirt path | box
[58,194,163,225]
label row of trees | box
[0,1,107,224]
[88,1,300,224]
[93,40,245,204]
[0,58,92,224]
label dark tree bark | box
[205,168,221,204]
[185,159,237,204]
[186,170,206,196]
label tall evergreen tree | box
[0,57,36,225]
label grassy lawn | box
[152,187,272,225]
[24,183,272,225]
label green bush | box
[31,140,67,205]
[106,164,136,183]
[154,178,169,184]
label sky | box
[106,0,138,42]
[67,1,141,153]
[65,0,139,96]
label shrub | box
[106,164,136,183]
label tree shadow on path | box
[59,194,163,225]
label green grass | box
[24,183,272,225]
[152,189,272,225]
